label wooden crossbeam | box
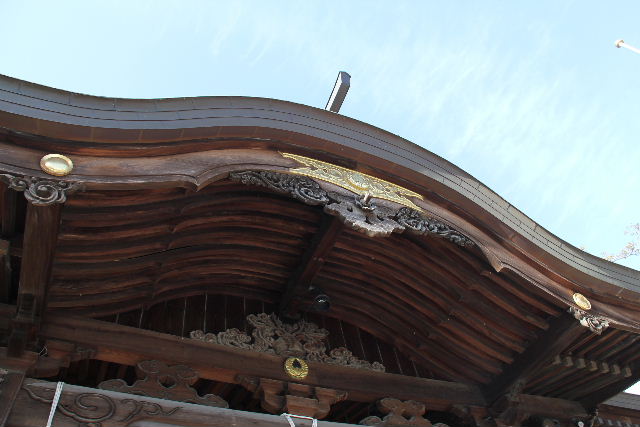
[483,312,585,403]
[279,215,343,318]
[11,379,356,427]
[38,311,486,410]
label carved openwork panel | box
[230,168,473,244]
[98,360,228,408]
[190,312,385,372]
[0,174,82,205]
[361,398,449,426]
[23,382,181,427]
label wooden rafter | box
[580,360,640,410]
[279,215,343,318]
[483,312,586,403]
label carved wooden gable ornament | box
[190,312,385,372]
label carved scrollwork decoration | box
[568,307,610,335]
[395,207,473,247]
[99,360,228,408]
[0,174,82,205]
[24,385,116,426]
[231,169,474,244]
[191,312,385,372]
[360,398,448,426]
[229,170,329,205]
[24,383,180,427]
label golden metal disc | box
[40,154,73,177]
[284,357,309,380]
[573,293,591,310]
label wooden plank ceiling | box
[2,173,639,412]
[1,177,628,392]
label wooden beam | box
[483,312,585,403]
[39,312,486,410]
[12,379,356,427]
[8,203,61,357]
[279,215,343,317]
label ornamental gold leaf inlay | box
[281,152,424,211]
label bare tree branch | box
[603,223,640,262]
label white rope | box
[281,413,318,427]
[45,381,64,427]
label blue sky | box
[2,0,639,391]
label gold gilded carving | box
[285,357,309,380]
[282,152,424,211]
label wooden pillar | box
[0,182,17,304]
[8,203,61,357]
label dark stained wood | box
[11,379,356,427]
[0,240,10,304]
[279,215,343,318]
[483,312,586,403]
[0,183,17,237]
[0,82,639,337]
[579,360,640,410]
[0,370,25,427]
[39,313,487,410]
[0,348,37,427]
[8,203,61,357]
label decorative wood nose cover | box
[190,312,385,372]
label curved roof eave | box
[0,74,639,329]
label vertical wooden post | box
[0,182,17,304]
[8,203,61,357]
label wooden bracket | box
[238,375,346,419]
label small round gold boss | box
[572,293,591,310]
[40,154,73,177]
[284,357,309,380]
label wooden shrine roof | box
[0,74,639,415]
